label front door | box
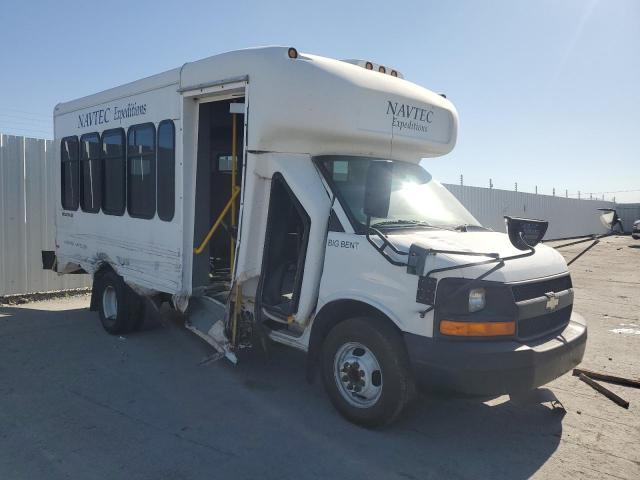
[258,173,311,323]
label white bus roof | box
[55,46,458,160]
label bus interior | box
[192,98,244,301]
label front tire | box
[321,316,415,427]
[96,271,143,334]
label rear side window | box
[157,120,175,221]
[127,123,156,219]
[79,133,102,213]
[102,128,126,215]
[61,136,79,210]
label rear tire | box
[321,316,415,427]
[96,271,143,335]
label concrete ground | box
[0,236,638,480]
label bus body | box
[49,47,586,426]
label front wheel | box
[321,317,415,427]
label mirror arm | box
[552,230,616,266]
[365,216,408,267]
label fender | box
[305,297,403,383]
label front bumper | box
[404,312,587,396]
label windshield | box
[318,156,481,232]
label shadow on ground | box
[0,304,564,480]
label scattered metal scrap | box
[573,368,638,409]
[573,368,640,389]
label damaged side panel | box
[53,83,184,298]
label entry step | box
[185,296,237,364]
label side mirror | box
[364,161,393,219]
[597,208,620,231]
[504,216,548,250]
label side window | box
[127,123,156,219]
[61,136,79,210]
[157,120,175,221]
[79,133,102,213]
[102,128,126,216]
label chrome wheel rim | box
[333,342,383,408]
[102,285,118,321]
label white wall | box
[443,183,615,239]
[0,134,90,295]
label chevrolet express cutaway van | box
[46,47,586,426]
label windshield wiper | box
[370,220,434,229]
[450,224,491,232]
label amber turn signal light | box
[440,320,515,337]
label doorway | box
[192,98,245,295]
[259,173,310,321]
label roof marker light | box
[378,65,386,73]
[390,70,398,77]
[365,61,373,70]
[288,47,298,59]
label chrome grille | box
[511,275,572,302]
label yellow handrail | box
[193,186,241,255]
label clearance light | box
[288,47,298,59]
[440,320,515,337]
[378,65,386,73]
[390,70,398,77]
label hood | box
[385,229,568,283]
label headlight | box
[468,288,486,313]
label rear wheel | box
[96,271,143,334]
[321,316,415,427]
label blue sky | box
[1,0,638,201]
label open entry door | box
[192,94,246,296]
[183,81,247,362]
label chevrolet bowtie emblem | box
[545,292,559,311]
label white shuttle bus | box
[47,47,586,426]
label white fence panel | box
[0,135,27,294]
[0,134,90,296]
[443,184,615,239]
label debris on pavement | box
[578,373,630,409]
[573,368,640,389]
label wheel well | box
[89,263,116,311]
[305,299,402,383]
